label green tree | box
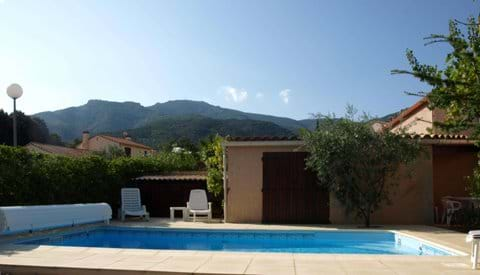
[69,138,82,148]
[159,137,199,154]
[0,110,12,145]
[48,133,64,146]
[0,110,63,146]
[94,145,127,159]
[301,107,420,227]
[200,135,224,198]
[392,11,480,195]
[392,14,480,135]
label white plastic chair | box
[441,198,462,225]
[120,188,150,222]
[187,189,212,222]
[467,230,480,269]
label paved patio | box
[0,218,476,275]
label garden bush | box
[0,145,198,211]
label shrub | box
[301,107,420,227]
[0,145,199,210]
[462,207,480,230]
[200,135,224,198]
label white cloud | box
[221,86,248,103]
[255,92,264,99]
[279,89,291,104]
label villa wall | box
[225,142,476,225]
[125,145,151,157]
[329,146,434,225]
[391,105,433,134]
[390,106,472,136]
[87,136,150,157]
[87,136,117,152]
[432,145,478,212]
[225,144,305,223]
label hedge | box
[0,145,198,211]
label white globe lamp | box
[7,84,23,99]
[6,83,23,146]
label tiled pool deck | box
[0,218,477,275]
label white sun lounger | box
[187,189,212,222]
[467,230,480,269]
[120,188,150,222]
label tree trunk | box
[364,212,371,228]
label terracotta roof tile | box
[403,134,469,139]
[26,142,90,157]
[404,134,475,145]
[134,171,207,181]
[385,97,429,129]
[97,135,153,150]
[226,136,300,142]
[226,134,474,145]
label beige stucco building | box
[387,97,472,137]
[223,139,305,223]
[222,98,478,225]
[77,131,155,157]
[223,137,476,225]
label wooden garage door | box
[262,152,329,224]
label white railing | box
[0,203,112,235]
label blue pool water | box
[17,227,455,255]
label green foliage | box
[0,110,62,146]
[467,168,480,197]
[48,133,64,146]
[108,115,293,149]
[109,151,198,180]
[462,207,480,229]
[200,135,224,198]
[392,15,480,135]
[392,12,480,197]
[159,137,199,153]
[69,138,82,148]
[94,145,127,159]
[301,107,420,227]
[0,145,198,210]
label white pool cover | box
[0,203,112,234]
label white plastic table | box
[169,206,187,221]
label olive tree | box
[301,108,420,227]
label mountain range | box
[34,100,317,145]
[108,115,295,148]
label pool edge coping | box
[391,230,468,256]
[3,224,468,257]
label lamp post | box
[6,84,23,147]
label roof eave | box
[419,139,476,146]
[386,97,429,129]
[96,135,153,150]
[223,140,305,147]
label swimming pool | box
[17,226,456,256]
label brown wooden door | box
[262,152,329,224]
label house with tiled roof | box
[77,131,155,157]
[221,99,478,226]
[385,97,472,137]
[387,97,432,134]
[25,142,90,157]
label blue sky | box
[0,0,476,119]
